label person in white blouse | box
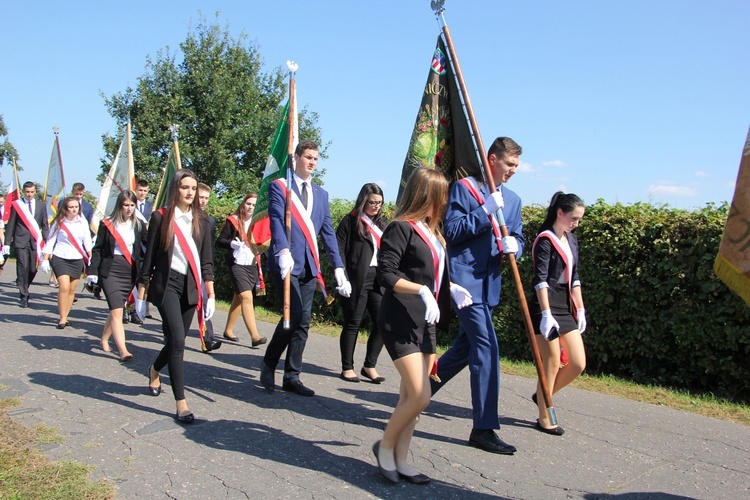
[89,190,148,361]
[40,197,93,329]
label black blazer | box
[90,219,148,278]
[139,209,214,308]
[377,221,450,338]
[531,231,581,292]
[336,212,387,300]
[6,199,49,248]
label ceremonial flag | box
[93,123,136,230]
[152,132,182,211]
[397,35,481,202]
[714,125,750,307]
[2,158,21,223]
[249,89,298,255]
[43,131,66,223]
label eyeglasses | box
[366,200,383,207]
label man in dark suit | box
[135,179,154,221]
[3,181,50,307]
[260,140,351,396]
[197,182,221,353]
[431,137,525,455]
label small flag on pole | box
[714,125,750,307]
[2,158,21,224]
[93,123,136,230]
[43,129,66,223]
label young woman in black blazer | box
[137,170,216,424]
[373,167,470,485]
[89,190,146,361]
[336,183,387,383]
[216,192,266,347]
[530,192,587,436]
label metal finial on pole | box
[431,0,445,16]
[52,126,60,136]
[286,60,299,75]
[169,123,180,142]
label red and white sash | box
[358,213,383,249]
[532,229,577,319]
[59,220,91,266]
[457,177,503,254]
[12,199,44,263]
[408,220,445,300]
[273,178,328,296]
[228,214,266,294]
[161,208,207,342]
[103,219,137,304]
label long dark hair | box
[395,167,449,245]
[50,196,81,237]
[109,189,143,232]
[230,192,258,240]
[160,169,203,251]
[540,191,585,232]
[353,183,385,239]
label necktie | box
[140,202,144,213]
[27,200,33,215]
[301,182,309,210]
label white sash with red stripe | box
[532,229,577,319]
[59,220,91,265]
[169,211,207,342]
[408,220,445,300]
[273,178,328,296]
[12,199,44,263]
[360,214,383,249]
[457,177,503,253]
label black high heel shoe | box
[147,366,161,397]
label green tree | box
[0,114,20,168]
[100,14,325,200]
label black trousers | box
[15,244,37,301]
[340,266,384,371]
[263,269,317,382]
[153,270,196,400]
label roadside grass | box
[251,304,750,427]
[0,397,115,499]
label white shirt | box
[113,220,136,256]
[170,206,193,275]
[292,171,314,214]
[23,198,35,217]
[43,215,93,260]
[558,235,574,284]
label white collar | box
[175,206,193,222]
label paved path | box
[0,264,748,499]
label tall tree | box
[101,14,325,199]
[0,114,20,168]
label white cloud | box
[541,160,568,168]
[648,184,697,197]
[375,179,388,189]
[695,171,709,177]
[517,161,535,173]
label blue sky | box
[2,0,748,210]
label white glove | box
[204,297,216,321]
[449,283,472,309]
[230,237,242,250]
[577,308,587,334]
[3,245,11,255]
[483,191,505,214]
[277,252,294,279]
[418,285,440,324]
[234,245,253,266]
[334,267,352,298]
[0,253,4,265]
[135,298,147,321]
[39,260,51,273]
[501,236,519,254]
[86,275,98,285]
[540,309,560,340]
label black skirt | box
[228,262,258,294]
[102,255,136,310]
[51,256,84,278]
[531,283,578,338]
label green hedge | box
[210,198,750,402]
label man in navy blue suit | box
[260,140,351,396]
[431,137,525,455]
[135,179,154,220]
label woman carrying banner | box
[373,168,471,485]
[136,169,216,424]
[40,196,92,329]
[336,183,387,383]
[216,192,267,347]
[88,190,147,362]
[530,192,587,436]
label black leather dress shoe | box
[468,429,516,455]
[223,333,239,342]
[147,366,162,396]
[202,340,222,353]
[252,336,268,347]
[122,313,129,324]
[19,299,28,308]
[282,379,315,397]
[259,362,275,392]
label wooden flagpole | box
[283,62,298,330]
[432,0,557,424]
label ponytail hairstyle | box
[540,191,585,233]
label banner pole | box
[433,1,557,424]
[283,65,297,330]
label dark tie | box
[26,200,33,215]
[140,202,144,213]
[301,182,309,210]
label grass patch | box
[249,304,750,427]
[0,398,115,499]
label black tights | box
[153,271,195,401]
[339,267,384,371]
